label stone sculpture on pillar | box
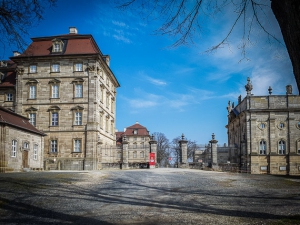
[245,77,253,96]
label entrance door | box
[22,150,29,168]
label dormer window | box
[134,129,138,135]
[52,38,64,53]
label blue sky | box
[0,0,297,145]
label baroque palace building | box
[226,78,300,175]
[0,27,120,171]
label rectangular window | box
[75,84,83,98]
[133,152,137,158]
[33,144,38,160]
[50,140,58,153]
[29,113,36,126]
[6,93,13,101]
[51,64,60,72]
[53,43,60,52]
[74,139,81,152]
[52,85,59,98]
[29,65,37,73]
[51,112,58,126]
[75,112,82,125]
[12,140,17,157]
[75,63,83,72]
[29,86,36,99]
[140,152,144,158]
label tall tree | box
[0,0,56,54]
[117,0,300,92]
[153,132,170,167]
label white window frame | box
[278,140,286,155]
[51,112,59,126]
[74,63,83,72]
[75,112,82,125]
[75,84,83,98]
[12,140,17,157]
[50,140,58,153]
[33,144,38,160]
[53,43,60,52]
[23,142,29,149]
[259,140,266,155]
[51,64,60,72]
[6,93,13,101]
[29,113,36,126]
[74,139,81,152]
[51,84,59,98]
[29,85,36,99]
[29,65,37,73]
[140,151,144,158]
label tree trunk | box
[271,0,300,94]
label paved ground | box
[0,168,300,225]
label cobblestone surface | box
[0,168,300,224]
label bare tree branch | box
[0,0,56,55]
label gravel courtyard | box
[0,168,299,225]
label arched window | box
[278,140,286,155]
[259,140,266,155]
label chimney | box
[13,51,21,56]
[69,27,78,34]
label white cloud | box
[112,20,128,28]
[112,34,131,43]
[128,99,158,108]
[145,76,167,86]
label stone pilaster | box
[179,134,188,168]
[209,133,218,169]
[149,134,157,168]
[122,135,129,169]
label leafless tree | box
[116,0,300,92]
[153,132,170,167]
[0,0,56,54]
[170,136,198,166]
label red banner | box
[149,153,156,166]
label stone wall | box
[0,125,44,172]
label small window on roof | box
[52,38,64,53]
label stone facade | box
[227,78,300,175]
[0,28,120,170]
[115,122,153,169]
[0,107,45,172]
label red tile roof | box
[0,106,46,136]
[0,60,17,87]
[125,123,149,135]
[117,123,150,137]
[17,34,101,57]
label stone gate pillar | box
[179,134,188,168]
[149,134,157,169]
[209,133,218,169]
[122,135,129,169]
